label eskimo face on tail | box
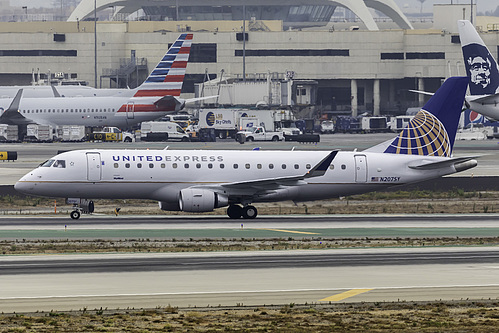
[384,77,469,157]
[458,20,499,95]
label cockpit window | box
[53,160,66,168]
[40,159,55,167]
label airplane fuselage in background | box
[0,86,129,98]
[0,95,171,128]
[15,149,469,209]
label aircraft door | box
[86,152,102,182]
[126,102,135,119]
[354,154,367,183]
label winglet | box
[305,150,338,178]
[0,89,29,125]
[51,85,61,97]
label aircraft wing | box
[191,150,338,194]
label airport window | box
[182,73,217,94]
[125,163,130,168]
[149,163,154,168]
[405,52,445,60]
[114,163,119,168]
[235,49,349,57]
[170,43,216,63]
[282,164,287,169]
[220,163,225,169]
[137,163,142,168]
[245,163,250,169]
[208,163,213,169]
[257,164,262,169]
[329,165,334,170]
[160,163,165,168]
[269,164,274,169]
[0,50,77,57]
[184,163,189,169]
[173,163,178,169]
[381,52,404,60]
[341,164,346,170]
[196,163,201,169]
[233,164,238,169]
[294,164,299,169]
[306,164,311,169]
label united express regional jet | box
[0,33,194,128]
[15,77,477,219]
[458,20,499,120]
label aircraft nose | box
[14,180,31,194]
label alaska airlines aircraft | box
[458,20,499,120]
[0,33,194,128]
[15,77,477,220]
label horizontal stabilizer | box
[470,93,499,104]
[408,156,477,170]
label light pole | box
[94,0,98,88]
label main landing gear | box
[227,204,258,219]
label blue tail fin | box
[383,77,468,157]
[458,20,499,95]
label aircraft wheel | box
[70,210,81,220]
[242,205,258,219]
[227,205,243,219]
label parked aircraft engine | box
[179,188,229,212]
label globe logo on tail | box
[384,110,450,157]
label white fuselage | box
[0,86,130,98]
[15,149,460,207]
[0,95,169,128]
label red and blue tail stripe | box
[134,33,192,98]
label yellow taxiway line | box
[256,228,320,235]
[319,289,373,302]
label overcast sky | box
[12,0,499,15]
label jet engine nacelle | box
[178,188,228,212]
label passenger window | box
[245,163,250,169]
[306,164,311,169]
[149,163,154,168]
[208,163,213,169]
[269,164,274,169]
[294,164,299,169]
[125,163,130,168]
[173,163,178,169]
[329,165,334,170]
[257,164,262,169]
[282,164,287,169]
[341,164,346,170]
[137,163,142,168]
[114,163,119,168]
[184,163,189,169]
[196,163,201,169]
[220,163,225,169]
[160,163,165,168]
[233,164,238,169]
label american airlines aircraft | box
[0,33,194,128]
[458,20,499,120]
[15,77,477,220]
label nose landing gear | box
[67,199,94,219]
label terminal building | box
[0,1,496,116]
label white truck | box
[236,126,284,143]
[140,121,190,142]
[88,127,134,142]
